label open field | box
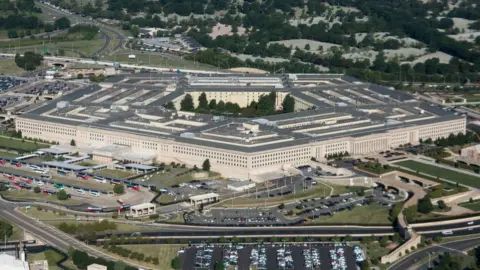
[0,136,50,152]
[5,190,82,205]
[395,160,480,188]
[96,169,136,178]
[104,51,218,71]
[0,150,18,158]
[309,204,391,225]
[19,207,75,220]
[0,59,30,75]
[47,220,162,233]
[0,38,106,57]
[459,199,480,211]
[119,244,186,270]
[6,218,24,241]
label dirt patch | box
[209,23,246,39]
[229,67,268,74]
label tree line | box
[175,91,295,117]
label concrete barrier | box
[380,233,422,264]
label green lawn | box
[4,190,82,205]
[105,51,218,71]
[6,219,24,241]
[118,244,186,270]
[0,136,50,152]
[309,204,391,225]
[0,59,30,75]
[96,169,137,178]
[20,207,74,220]
[459,200,480,211]
[0,150,18,158]
[395,160,480,188]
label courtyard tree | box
[198,92,209,110]
[57,190,69,200]
[70,139,76,146]
[202,159,211,171]
[180,94,195,111]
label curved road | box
[388,236,480,270]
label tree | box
[57,190,69,200]
[130,25,140,37]
[15,52,43,71]
[437,200,447,210]
[54,17,71,30]
[70,139,76,146]
[171,256,181,269]
[215,261,225,270]
[282,94,295,113]
[304,44,310,50]
[180,94,195,111]
[278,203,285,209]
[34,186,41,193]
[164,101,175,110]
[202,159,211,171]
[113,184,124,194]
[198,92,208,109]
[0,184,8,192]
[208,99,217,110]
[418,195,434,214]
[72,250,89,269]
[77,73,84,79]
[114,261,127,270]
[216,100,226,112]
[0,220,13,239]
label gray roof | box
[42,161,87,171]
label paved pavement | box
[388,237,480,270]
[0,198,146,268]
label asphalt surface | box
[180,244,358,270]
[388,237,480,270]
[0,198,146,269]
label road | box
[0,198,147,268]
[36,1,123,57]
[388,237,480,270]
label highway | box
[0,198,149,268]
[388,236,480,270]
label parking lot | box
[0,77,26,92]
[185,188,394,226]
[179,243,359,270]
[19,81,79,95]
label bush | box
[113,184,124,194]
[34,186,41,193]
[149,214,159,220]
[171,256,181,269]
[278,203,285,209]
[57,190,69,200]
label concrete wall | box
[380,234,422,264]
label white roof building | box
[0,253,30,270]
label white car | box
[468,221,474,225]
[442,230,453,235]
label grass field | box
[0,59,30,75]
[0,136,50,152]
[20,207,74,220]
[105,51,218,71]
[395,160,480,188]
[7,219,24,241]
[309,204,391,225]
[0,150,18,158]
[118,244,186,270]
[27,249,66,270]
[459,199,480,211]
[96,169,137,178]
[6,190,82,205]
[0,38,106,57]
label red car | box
[0,160,6,165]
[15,163,22,167]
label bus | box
[119,204,131,211]
[53,184,64,190]
[86,207,103,212]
